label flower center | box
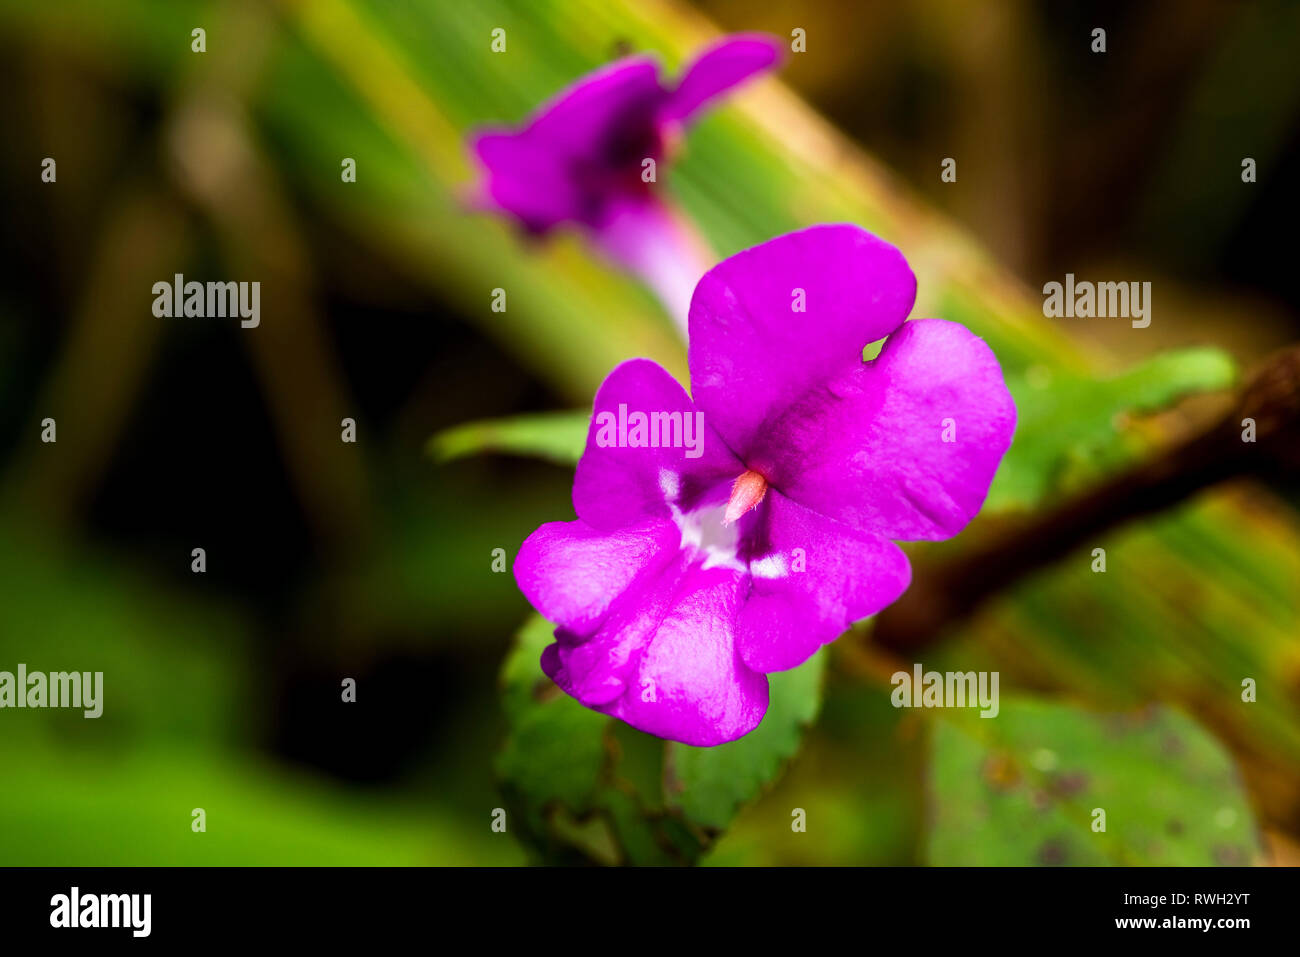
[722,470,768,526]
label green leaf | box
[667,649,827,832]
[988,347,1236,509]
[599,787,706,866]
[498,614,716,864]
[428,410,589,466]
[496,615,610,843]
[499,614,821,862]
[926,698,1263,865]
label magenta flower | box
[515,225,1017,745]
[469,35,782,330]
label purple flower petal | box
[526,57,664,160]
[515,517,681,640]
[572,358,742,532]
[469,57,665,231]
[688,224,917,462]
[468,37,782,335]
[661,34,783,123]
[771,318,1017,540]
[537,541,686,710]
[469,131,585,233]
[543,559,768,746]
[737,491,911,671]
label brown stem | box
[871,345,1300,654]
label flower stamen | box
[722,469,768,526]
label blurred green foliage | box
[0,523,523,865]
[429,410,589,467]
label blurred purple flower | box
[468,35,783,330]
[515,225,1017,745]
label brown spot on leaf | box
[982,753,1021,792]
[1213,844,1249,866]
[1038,839,1067,866]
[1049,771,1090,797]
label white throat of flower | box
[660,468,751,574]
